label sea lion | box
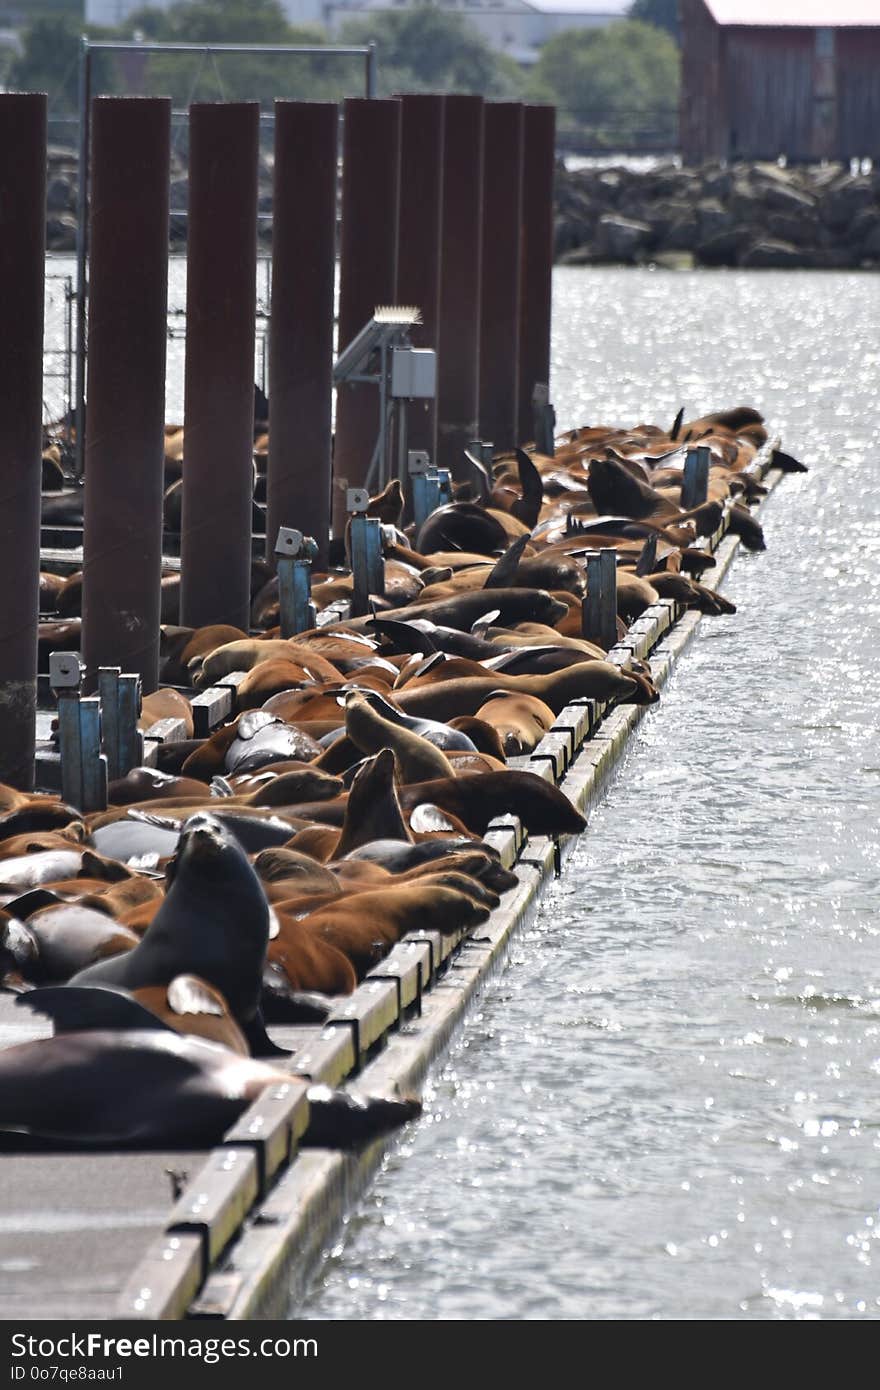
[399,771,587,837]
[69,813,272,1055]
[343,691,455,784]
[0,785,81,838]
[391,661,641,721]
[7,904,139,983]
[475,693,556,756]
[334,749,411,857]
[301,884,491,978]
[0,1023,420,1149]
[139,689,194,739]
[107,768,212,807]
[336,837,518,892]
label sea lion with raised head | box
[69,813,273,1055]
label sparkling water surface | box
[44,264,880,1319]
[301,268,880,1320]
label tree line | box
[8,0,679,150]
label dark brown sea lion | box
[0,1021,420,1149]
[107,768,212,807]
[399,771,586,837]
[69,814,273,1055]
[391,661,641,721]
[11,904,138,983]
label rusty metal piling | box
[180,102,259,632]
[333,98,401,534]
[82,96,170,695]
[0,94,46,787]
[479,102,524,453]
[396,94,445,471]
[437,94,484,478]
[517,105,556,448]
[267,102,338,571]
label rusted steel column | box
[437,94,484,478]
[479,102,524,453]
[517,104,556,447]
[333,98,401,534]
[267,101,337,570]
[180,102,259,631]
[0,94,46,788]
[396,94,445,465]
[82,97,170,695]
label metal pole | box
[333,97,401,535]
[367,42,378,99]
[479,102,524,452]
[396,94,445,474]
[180,102,260,632]
[517,104,556,448]
[74,38,91,478]
[0,93,46,789]
[267,101,337,571]
[437,94,484,478]
[81,97,170,694]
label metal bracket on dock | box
[348,490,385,618]
[409,450,453,530]
[97,666,143,781]
[49,651,108,812]
[682,444,710,509]
[532,383,556,457]
[274,527,318,638]
[582,548,619,653]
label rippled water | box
[298,268,880,1320]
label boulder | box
[595,213,652,262]
[820,176,875,229]
[738,238,804,268]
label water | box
[297,268,880,1320]
[42,263,880,1318]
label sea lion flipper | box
[670,406,684,441]
[17,984,168,1035]
[167,975,226,1019]
[484,534,530,590]
[241,1007,290,1058]
[302,1084,421,1149]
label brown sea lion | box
[343,691,455,784]
[475,693,556,756]
[301,883,491,978]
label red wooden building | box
[680,0,880,162]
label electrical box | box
[391,348,437,400]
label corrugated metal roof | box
[706,0,880,24]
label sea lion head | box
[165,814,267,935]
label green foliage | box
[9,17,118,112]
[527,19,679,147]
[629,0,680,45]
[339,6,522,98]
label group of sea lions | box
[8,404,801,1151]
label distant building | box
[680,0,880,162]
[85,0,630,64]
